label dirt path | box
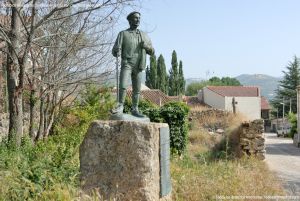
[265,133,300,195]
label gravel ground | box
[265,133,300,196]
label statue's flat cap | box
[127,11,141,20]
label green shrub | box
[56,85,114,128]
[288,112,297,138]
[124,98,163,122]
[124,99,190,155]
[160,102,189,156]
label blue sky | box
[117,0,300,79]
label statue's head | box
[127,11,140,29]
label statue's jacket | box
[112,29,154,71]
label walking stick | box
[116,56,120,103]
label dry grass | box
[189,105,211,112]
[171,157,285,201]
[171,111,285,201]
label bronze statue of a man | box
[112,11,154,117]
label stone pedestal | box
[80,120,172,201]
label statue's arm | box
[141,32,155,56]
[112,32,123,57]
[144,43,155,56]
[143,39,154,56]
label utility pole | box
[290,98,292,113]
[232,97,238,114]
[282,98,285,131]
[276,108,279,132]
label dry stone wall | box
[189,109,230,121]
[239,119,265,160]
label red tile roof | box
[206,86,260,97]
[112,89,172,106]
[261,96,271,110]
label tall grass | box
[172,112,285,200]
[0,124,87,200]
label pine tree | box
[178,60,185,94]
[271,56,300,116]
[169,50,179,96]
[157,54,168,94]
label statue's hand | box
[113,48,121,57]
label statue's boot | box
[131,107,145,118]
[112,88,126,114]
[131,93,145,118]
[112,103,124,114]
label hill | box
[235,74,281,100]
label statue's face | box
[129,13,140,28]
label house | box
[201,86,261,120]
[261,96,271,131]
[261,96,271,119]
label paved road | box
[265,133,300,195]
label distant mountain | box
[235,74,282,100]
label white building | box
[201,86,261,120]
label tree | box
[6,0,24,145]
[185,81,209,96]
[157,54,168,94]
[209,76,221,84]
[145,55,157,89]
[178,60,185,94]
[0,0,136,145]
[145,65,151,88]
[208,76,241,86]
[169,50,179,96]
[185,76,242,96]
[220,77,241,86]
[271,56,300,117]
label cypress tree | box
[178,60,185,94]
[169,50,179,96]
[145,65,151,88]
[149,55,157,89]
[157,54,168,94]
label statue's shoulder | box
[138,30,147,35]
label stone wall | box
[189,108,230,121]
[80,120,172,201]
[239,119,265,160]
